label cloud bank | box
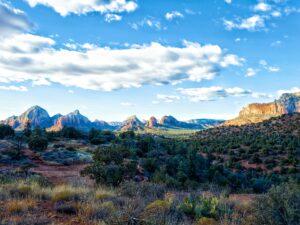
[24,0,138,16]
[178,86,272,102]
[0,1,32,36]
[0,31,243,91]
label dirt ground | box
[24,149,93,186]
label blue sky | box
[0,0,299,121]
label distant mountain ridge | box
[224,92,300,126]
[0,106,224,132]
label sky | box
[0,0,300,122]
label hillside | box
[224,92,300,126]
[192,113,300,174]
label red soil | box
[24,149,93,186]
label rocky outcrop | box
[159,116,180,127]
[145,116,158,128]
[51,114,62,124]
[1,105,225,132]
[49,110,93,131]
[1,106,52,130]
[159,116,205,129]
[120,115,144,131]
[224,92,300,126]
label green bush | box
[28,136,48,151]
[252,181,300,225]
[60,127,83,139]
[82,146,137,186]
[0,124,14,139]
[178,195,220,219]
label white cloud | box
[271,11,281,17]
[130,17,162,30]
[0,85,28,92]
[0,1,32,36]
[268,66,280,72]
[105,13,122,23]
[32,78,51,86]
[224,15,265,31]
[0,33,243,92]
[165,11,184,21]
[220,54,243,67]
[24,0,138,16]
[120,102,136,107]
[178,86,271,102]
[259,59,268,66]
[156,94,180,103]
[259,59,280,72]
[277,87,300,96]
[254,2,272,12]
[245,68,257,77]
[224,0,232,4]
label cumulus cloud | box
[178,86,272,102]
[165,11,184,21]
[271,11,281,17]
[105,13,122,23]
[268,66,280,72]
[0,34,243,91]
[277,87,300,96]
[24,0,138,16]
[245,68,257,77]
[0,1,32,36]
[224,0,232,4]
[156,94,180,103]
[0,85,28,92]
[254,2,272,12]
[224,0,298,32]
[224,15,265,31]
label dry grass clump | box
[95,187,116,200]
[195,217,218,225]
[51,185,88,202]
[6,198,37,214]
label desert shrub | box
[89,128,116,145]
[0,124,14,139]
[252,177,272,193]
[82,146,137,186]
[178,195,220,220]
[141,199,172,224]
[252,181,300,225]
[60,126,83,139]
[28,127,48,151]
[119,131,135,139]
[28,136,48,151]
